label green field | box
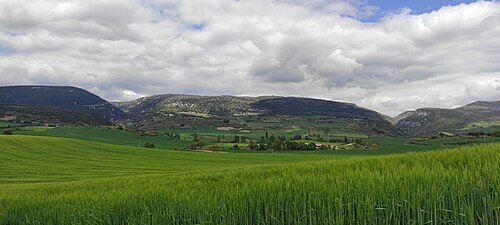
[0,135,498,224]
[163,127,310,140]
[10,126,192,149]
[5,125,499,153]
[0,121,22,128]
[463,120,500,130]
[414,136,500,146]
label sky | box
[0,0,499,116]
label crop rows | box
[0,136,498,224]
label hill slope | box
[0,135,336,183]
[394,100,500,136]
[0,104,108,125]
[116,95,398,135]
[0,86,126,123]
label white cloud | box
[0,0,499,116]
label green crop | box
[0,135,498,224]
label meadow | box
[9,126,192,149]
[3,125,427,153]
[0,135,498,224]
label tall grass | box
[0,136,499,224]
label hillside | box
[116,95,399,136]
[0,135,337,182]
[252,97,382,118]
[394,100,500,136]
[1,85,495,137]
[457,100,500,116]
[115,94,269,116]
[0,104,108,125]
[0,86,126,123]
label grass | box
[176,112,211,118]
[462,120,500,130]
[7,124,500,155]
[414,136,500,146]
[0,135,339,183]
[9,125,499,154]
[0,121,22,128]
[163,127,309,142]
[12,126,192,149]
[0,135,499,224]
[208,142,250,149]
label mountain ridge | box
[114,94,399,136]
[394,100,500,136]
[1,85,497,137]
[0,85,126,123]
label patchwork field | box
[7,125,499,153]
[0,135,498,224]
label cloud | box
[0,0,499,116]
[278,0,379,19]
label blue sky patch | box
[366,0,478,21]
[0,46,14,56]
[190,22,206,31]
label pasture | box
[5,124,500,153]
[10,126,192,149]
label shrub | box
[144,143,155,148]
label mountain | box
[0,104,108,125]
[394,100,500,136]
[116,95,399,136]
[115,94,268,117]
[457,100,500,116]
[0,86,126,123]
[251,97,381,118]
[3,85,494,137]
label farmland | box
[5,124,499,154]
[0,135,499,224]
[7,126,192,149]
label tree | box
[2,130,13,135]
[269,135,275,142]
[210,145,220,152]
[233,144,239,150]
[190,141,205,150]
[284,141,299,150]
[193,132,199,142]
[144,143,155,148]
[270,140,283,151]
[248,142,257,150]
[233,135,240,143]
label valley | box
[2,1,500,224]
[0,85,499,224]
